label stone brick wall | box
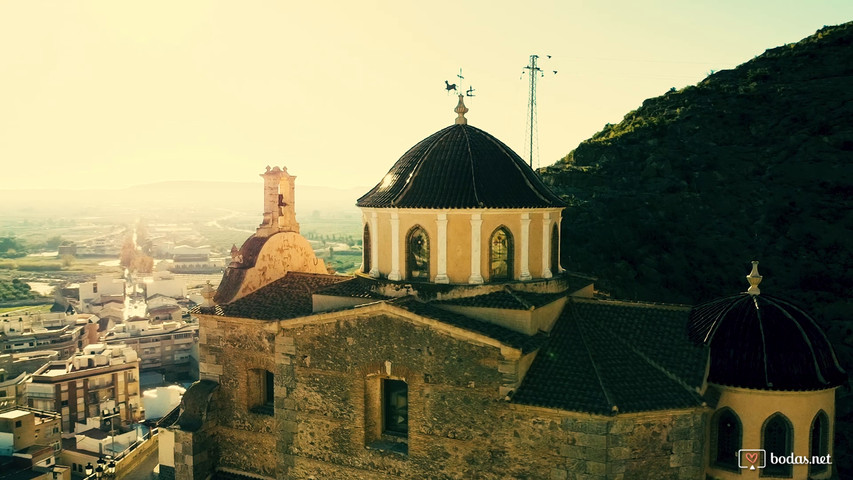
[196,314,279,478]
[273,312,709,480]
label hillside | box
[540,21,853,469]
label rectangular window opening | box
[383,379,408,437]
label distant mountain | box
[540,21,853,470]
[0,181,366,217]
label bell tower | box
[258,165,299,236]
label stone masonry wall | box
[274,312,709,480]
[197,314,279,478]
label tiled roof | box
[391,297,546,353]
[356,124,567,209]
[433,287,565,310]
[313,276,391,300]
[512,299,706,415]
[197,272,349,320]
[689,293,846,391]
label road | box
[119,444,160,480]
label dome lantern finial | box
[746,260,762,295]
[454,94,468,125]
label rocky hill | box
[540,21,853,470]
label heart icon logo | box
[745,452,759,464]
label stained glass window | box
[810,411,829,475]
[406,226,429,280]
[714,409,741,471]
[763,414,793,477]
[490,227,513,280]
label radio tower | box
[521,55,556,169]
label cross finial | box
[454,95,468,125]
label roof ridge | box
[569,303,618,413]
[394,125,457,206]
[574,299,706,400]
[460,125,482,206]
[504,286,534,309]
[574,296,692,310]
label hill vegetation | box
[540,21,853,470]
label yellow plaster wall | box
[365,208,563,284]
[705,385,836,480]
[446,213,472,282]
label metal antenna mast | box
[521,55,556,169]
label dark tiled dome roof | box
[688,293,846,391]
[356,124,567,209]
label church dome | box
[356,123,566,209]
[688,263,846,391]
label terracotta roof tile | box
[197,272,348,320]
[689,293,846,390]
[433,288,565,310]
[392,297,546,353]
[356,124,566,209]
[313,276,391,300]
[512,299,706,414]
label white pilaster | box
[369,212,380,278]
[541,212,553,279]
[435,213,449,283]
[389,211,402,281]
[520,213,532,281]
[468,213,484,284]
[556,216,564,273]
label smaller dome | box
[688,291,846,391]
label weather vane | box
[444,68,476,97]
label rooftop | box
[357,123,566,209]
[512,298,707,415]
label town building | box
[78,276,126,311]
[166,97,844,480]
[144,271,187,300]
[27,344,142,433]
[103,321,198,372]
[0,312,99,360]
[0,406,64,477]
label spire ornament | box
[454,94,468,125]
[746,261,762,295]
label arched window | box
[810,410,829,475]
[762,413,793,477]
[362,224,371,274]
[712,408,741,471]
[406,226,429,280]
[490,227,514,281]
[550,223,560,274]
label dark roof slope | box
[357,124,566,209]
[512,299,706,415]
[433,288,565,310]
[689,293,846,391]
[313,276,391,300]
[197,272,349,320]
[392,296,546,353]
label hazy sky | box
[2,1,851,191]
